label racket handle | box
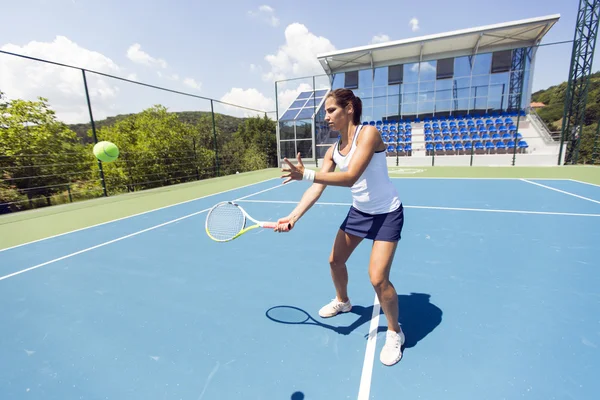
[262,221,292,231]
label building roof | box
[317,14,560,74]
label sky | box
[0,0,591,124]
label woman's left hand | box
[281,152,305,184]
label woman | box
[276,88,406,366]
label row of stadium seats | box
[425,140,528,152]
[385,139,528,155]
[363,110,526,126]
[365,113,525,131]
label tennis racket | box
[205,201,289,242]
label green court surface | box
[1,165,598,250]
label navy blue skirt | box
[340,204,404,242]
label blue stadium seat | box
[387,145,396,153]
[518,140,528,149]
[445,143,453,151]
[426,143,434,152]
[496,141,506,150]
[485,141,495,150]
[435,143,443,151]
[475,141,484,150]
[464,141,473,151]
[455,142,464,151]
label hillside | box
[68,111,247,143]
[531,71,600,130]
[531,71,600,163]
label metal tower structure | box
[559,0,600,165]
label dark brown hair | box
[326,88,362,125]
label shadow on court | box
[266,292,442,349]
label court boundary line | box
[520,179,600,205]
[0,182,289,282]
[357,293,380,400]
[568,178,600,188]
[236,199,600,217]
[0,177,280,253]
[387,177,573,180]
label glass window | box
[471,75,489,98]
[404,83,418,94]
[435,99,452,112]
[403,63,419,83]
[388,65,403,85]
[296,140,313,158]
[388,84,400,96]
[436,79,452,100]
[420,61,437,82]
[295,120,312,139]
[491,50,512,73]
[454,56,472,78]
[374,67,388,87]
[373,96,387,107]
[437,58,454,79]
[373,106,386,121]
[473,53,492,76]
[332,73,344,89]
[489,72,509,110]
[345,71,358,89]
[280,140,295,159]
[373,86,387,98]
[279,121,294,140]
[359,69,373,88]
[418,100,435,115]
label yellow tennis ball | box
[93,141,119,163]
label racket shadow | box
[266,292,442,348]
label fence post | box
[210,100,219,177]
[82,69,108,197]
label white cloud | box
[409,17,420,32]
[126,43,168,68]
[183,77,201,91]
[248,5,280,27]
[0,36,121,123]
[371,34,390,44]
[220,87,274,118]
[263,23,335,82]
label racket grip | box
[263,221,292,231]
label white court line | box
[520,179,600,205]
[236,199,600,217]
[568,179,600,189]
[0,182,288,282]
[357,294,381,400]
[0,177,280,253]
[388,176,573,180]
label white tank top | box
[332,125,401,214]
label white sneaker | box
[318,298,352,318]
[380,329,405,366]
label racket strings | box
[206,202,246,241]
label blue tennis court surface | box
[1,177,599,399]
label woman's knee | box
[329,252,346,269]
[369,270,390,290]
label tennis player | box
[276,88,405,366]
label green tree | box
[0,93,89,209]
[95,105,216,192]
